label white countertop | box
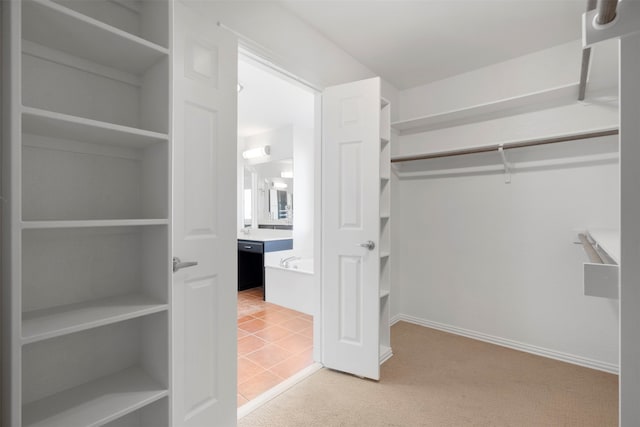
[237,229,293,242]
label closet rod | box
[596,0,619,25]
[390,128,619,163]
[578,0,597,101]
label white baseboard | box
[237,362,323,419]
[391,313,618,374]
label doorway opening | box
[236,51,319,409]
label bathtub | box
[264,255,315,315]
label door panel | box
[172,2,237,426]
[338,141,363,228]
[322,77,381,380]
[339,255,363,344]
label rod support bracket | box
[584,0,640,46]
[498,145,512,184]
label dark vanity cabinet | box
[237,238,293,291]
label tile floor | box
[237,287,314,407]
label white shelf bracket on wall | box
[498,144,512,184]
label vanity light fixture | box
[242,145,270,159]
[273,182,288,189]
[281,171,293,179]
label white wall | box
[398,39,618,120]
[293,127,314,258]
[394,138,619,370]
[391,39,620,371]
[196,0,399,117]
[243,125,293,165]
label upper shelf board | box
[22,107,168,149]
[22,0,168,75]
[588,228,620,264]
[391,83,580,135]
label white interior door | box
[322,77,381,380]
[172,2,237,426]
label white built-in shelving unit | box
[379,98,392,364]
[4,0,171,425]
[390,83,580,135]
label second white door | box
[322,77,382,380]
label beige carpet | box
[239,321,618,427]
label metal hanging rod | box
[390,128,619,163]
[596,0,619,25]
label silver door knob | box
[358,240,375,251]
[173,257,198,273]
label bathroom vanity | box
[237,230,293,291]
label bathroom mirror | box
[243,158,293,228]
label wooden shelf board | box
[22,107,168,149]
[588,228,620,264]
[22,293,168,344]
[22,367,167,427]
[22,219,169,229]
[391,83,579,135]
[379,290,390,299]
[22,0,168,75]
[380,251,390,258]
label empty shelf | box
[588,229,620,264]
[391,83,579,135]
[22,107,168,149]
[22,293,168,344]
[22,219,169,229]
[379,290,390,299]
[22,367,167,427]
[22,0,168,75]
[380,251,390,258]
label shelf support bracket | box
[498,144,512,184]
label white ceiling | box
[280,0,586,90]
[238,58,315,138]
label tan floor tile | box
[238,370,284,401]
[237,393,249,408]
[268,351,314,379]
[275,333,313,354]
[238,314,255,325]
[280,316,312,333]
[238,334,267,356]
[298,324,313,338]
[238,357,265,384]
[259,309,298,324]
[238,318,268,333]
[245,343,293,370]
[253,324,292,342]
